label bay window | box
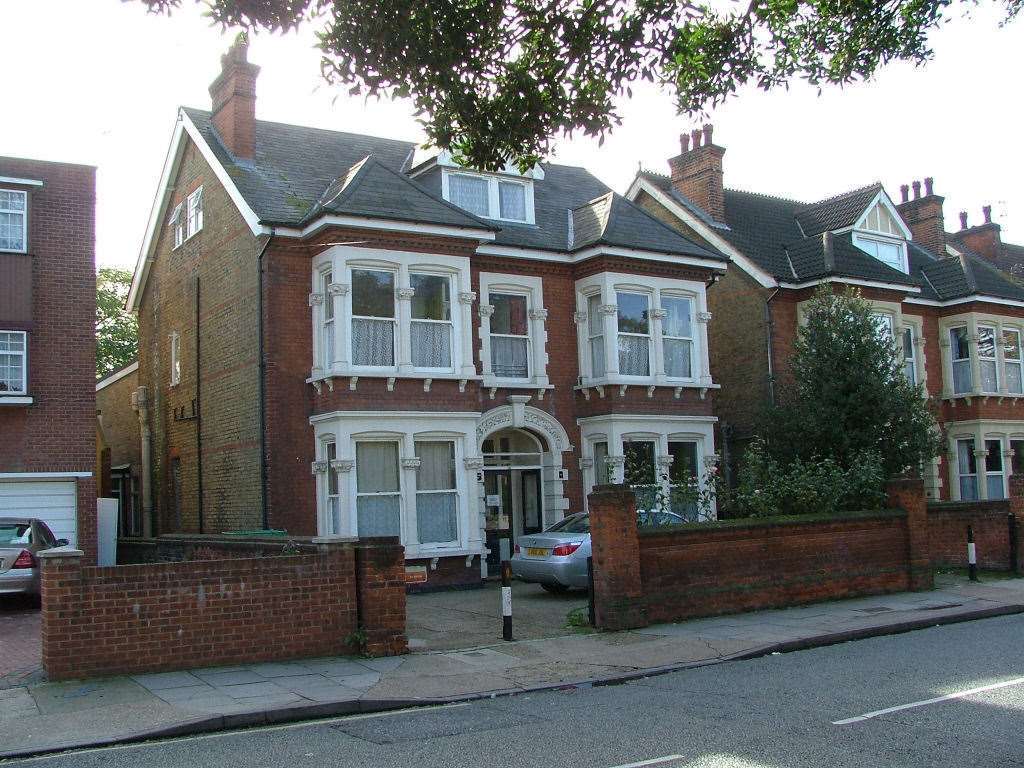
[950,327,971,394]
[587,294,606,378]
[410,273,453,370]
[662,296,694,379]
[1005,330,1024,394]
[668,440,699,521]
[0,190,27,252]
[321,269,335,367]
[355,441,402,536]
[902,327,917,385]
[957,438,978,500]
[351,269,396,367]
[415,441,459,544]
[0,331,27,394]
[985,438,1006,500]
[325,440,341,533]
[978,325,998,393]
[617,292,651,377]
[490,293,530,379]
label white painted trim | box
[475,242,727,271]
[0,396,33,406]
[852,189,914,241]
[96,361,139,391]
[0,176,43,188]
[625,177,775,288]
[577,414,719,425]
[779,276,921,293]
[478,271,549,387]
[906,294,1024,310]
[310,410,482,425]
[0,472,92,480]
[269,214,495,242]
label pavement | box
[2,574,1023,760]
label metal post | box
[501,559,513,641]
[587,555,596,627]
[1009,513,1019,575]
[967,525,978,582]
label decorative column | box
[967,318,982,396]
[328,282,350,371]
[656,453,674,508]
[696,310,713,386]
[464,456,486,575]
[308,291,325,376]
[600,303,619,377]
[606,455,626,484]
[650,307,668,382]
[529,308,549,386]
[396,287,415,374]
[330,458,354,535]
[977,443,990,500]
[573,309,588,380]
[479,301,495,377]
[938,332,953,398]
[311,458,330,533]
[459,291,477,378]
[401,455,421,546]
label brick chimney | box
[955,205,1003,262]
[667,124,725,222]
[895,176,946,257]
[208,34,260,160]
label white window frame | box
[478,272,549,388]
[320,268,335,368]
[169,203,184,249]
[185,187,203,239]
[949,325,972,395]
[0,330,28,395]
[349,266,398,371]
[978,324,999,394]
[409,271,455,373]
[354,437,404,538]
[169,331,181,386]
[441,169,536,225]
[984,437,1007,500]
[955,437,979,501]
[1004,328,1024,395]
[853,232,908,274]
[616,290,654,379]
[0,189,28,253]
[322,438,342,535]
[902,325,918,386]
[940,313,1024,400]
[575,272,711,389]
[413,439,461,548]
[311,246,475,381]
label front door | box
[521,468,542,536]
[484,469,513,571]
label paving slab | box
[131,671,202,691]
[192,669,266,687]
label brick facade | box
[0,157,97,561]
[39,536,406,680]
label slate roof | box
[635,170,729,230]
[183,108,722,260]
[792,184,882,237]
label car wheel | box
[541,583,570,594]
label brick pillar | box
[39,548,85,681]
[886,477,933,591]
[1009,475,1024,575]
[588,484,647,630]
[354,538,407,656]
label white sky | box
[5,1,1022,268]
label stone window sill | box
[0,395,33,406]
[574,380,719,401]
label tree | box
[766,286,942,481]
[136,0,1020,170]
[96,267,138,379]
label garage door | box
[0,481,77,546]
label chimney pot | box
[702,124,714,145]
[912,180,921,200]
[959,211,968,230]
[924,177,934,196]
[983,205,992,224]
[680,133,690,153]
[690,128,703,149]
[900,184,910,203]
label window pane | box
[0,211,25,251]
[1008,363,1023,395]
[1012,440,1024,475]
[491,336,529,378]
[953,360,972,394]
[498,181,526,221]
[872,313,894,339]
[985,439,1004,472]
[416,442,456,491]
[1004,330,1021,361]
[326,442,339,495]
[662,297,692,338]
[981,360,998,393]
[356,495,401,537]
[668,441,698,485]
[356,442,400,493]
[617,293,649,334]
[875,241,902,270]
[0,190,26,211]
[590,338,606,378]
[957,439,976,475]
[624,441,656,485]
[449,174,489,216]
[987,475,1005,500]
[491,294,528,336]
[587,294,603,336]
[593,442,609,485]
[618,335,650,376]
[960,476,979,501]
[352,269,395,318]
[950,327,970,360]
[411,274,450,321]
[903,327,914,358]
[978,326,996,360]
[411,321,451,368]
[664,339,692,379]
[416,492,458,543]
[352,318,394,366]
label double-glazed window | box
[445,171,530,223]
[489,293,530,379]
[853,234,906,273]
[415,441,458,544]
[616,292,651,377]
[355,442,402,537]
[351,269,396,367]
[0,331,27,394]
[0,190,27,252]
[410,274,452,369]
[985,438,1006,499]
[950,327,972,394]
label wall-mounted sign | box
[486,494,501,507]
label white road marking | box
[12,701,473,761]
[832,676,1024,725]
[607,756,685,768]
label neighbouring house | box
[0,156,97,559]
[627,125,1024,503]
[96,361,142,537]
[947,205,1024,278]
[122,40,728,588]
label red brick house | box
[0,156,97,560]
[123,41,728,586]
[628,126,1024,503]
[948,205,1024,278]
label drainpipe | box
[194,273,204,534]
[133,386,153,537]
[764,287,780,406]
[256,230,274,530]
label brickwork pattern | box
[354,538,408,656]
[927,500,1014,570]
[96,368,140,471]
[587,485,646,630]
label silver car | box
[0,518,67,599]
[511,510,687,592]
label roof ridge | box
[571,191,614,214]
[724,187,807,206]
[795,182,883,212]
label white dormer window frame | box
[852,232,908,274]
[850,192,912,274]
[441,169,536,225]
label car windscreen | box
[0,524,31,546]
[547,514,590,534]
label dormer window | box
[852,199,910,273]
[442,170,534,224]
[854,233,906,272]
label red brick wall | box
[927,501,1014,570]
[0,157,97,561]
[40,538,407,680]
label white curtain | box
[499,181,526,221]
[411,321,451,368]
[352,318,394,366]
[449,174,489,217]
[416,442,458,544]
[664,338,692,378]
[662,297,691,338]
[356,442,401,537]
[357,496,401,537]
[618,335,650,376]
[491,336,529,378]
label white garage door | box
[0,480,77,546]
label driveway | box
[0,596,41,688]
[407,581,589,651]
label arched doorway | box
[480,428,545,571]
